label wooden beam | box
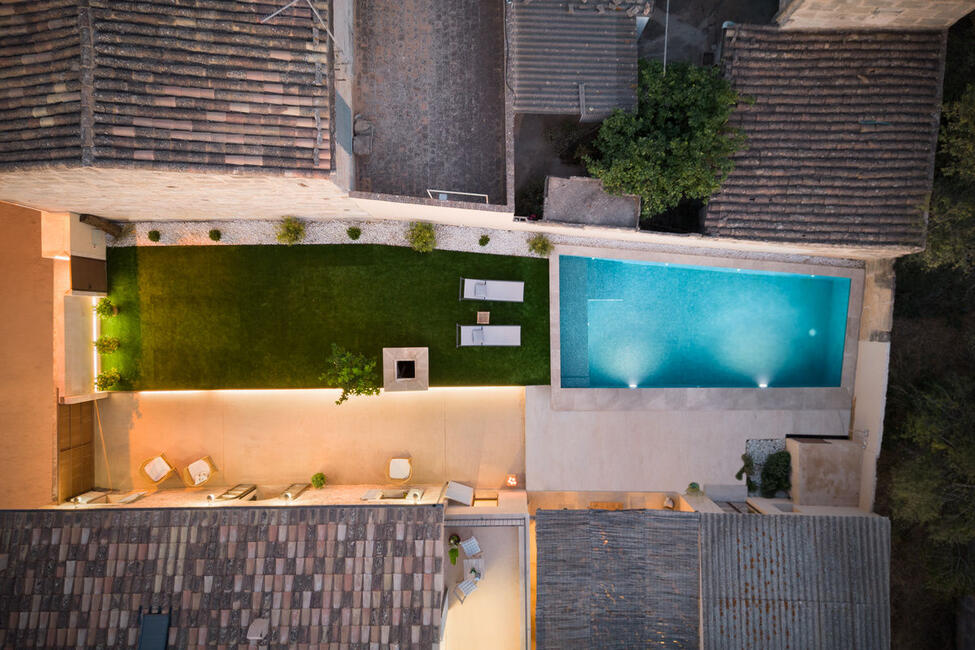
[78,213,123,238]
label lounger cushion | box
[144,456,172,482]
[472,328,484,344]
[474,282,486,297]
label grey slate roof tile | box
[510,0,644,119]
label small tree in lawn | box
[585,59,745,220]
[319,344,380,405]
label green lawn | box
[101,245,550,389]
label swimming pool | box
[559,255,851,389]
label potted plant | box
[448,534,460,565]
[94,297,117,318]
[311,472,326,489]
[94,335,120,354]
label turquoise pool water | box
[559,255,851,388]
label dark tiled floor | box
[0,506,443,649]
[353,0,507,204]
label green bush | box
[208,229,222,241]
[94,335,120,354]
[147,230,161,242]
[311,472,326,489]
[735,453,757,493]
[276,216,306,245]
[319,344,381,405]
[478,234,490,247]
[95,368,122,391]
[347,226,362,241]
[407,222,436,253]
[760,451,791,498]
[585,59,745,219]
[527,233,553,257]
[94,297,117,319]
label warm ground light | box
[102,245,550,389]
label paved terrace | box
[96,388,525,491]
[353,0,507,204]
[0,506,443,648]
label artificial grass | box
[100,244,550,389]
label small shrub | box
[147,229,161,242]
[407,222,436,253]
[527,233,553,257]
[478,234,490,247]
[735,453,758,493]
[448,534,461,565]
[319,344,381,405]
[95,368,121,391]
[94,297,117,319]
[276,216,306,245]
[760,451,792,498]
[311,472,326,489]
[208,229,222,241]
[94,335,120,354]
[347,226,362,240]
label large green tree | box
[585,59,745,218]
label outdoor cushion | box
[389,458,411,480]
[472,328,485,344]
[474,282,487,297]
[187,459,211,486]
[143,456,173,483]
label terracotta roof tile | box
[0,505,443,648]
[0,0,332,175]
[705,25,945,249]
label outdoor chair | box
[180,456,217,488]
[460,536,481,557]
[460,278,525,302]
[139,454,175,485]
[386,457,413,485]
[454,579,478,604]
[456,324,521,347]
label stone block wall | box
[777,0,975,29]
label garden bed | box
[101,245,549,389]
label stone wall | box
[777,0,975,29]
[0,167,363,220]
[0,202,57,508]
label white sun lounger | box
[460,278,524,302]
[456,325,521,347]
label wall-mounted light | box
[505,474,518,488]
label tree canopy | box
[585,59,745,219]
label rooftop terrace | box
[352,0,508,205]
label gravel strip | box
[110,218,862,268]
